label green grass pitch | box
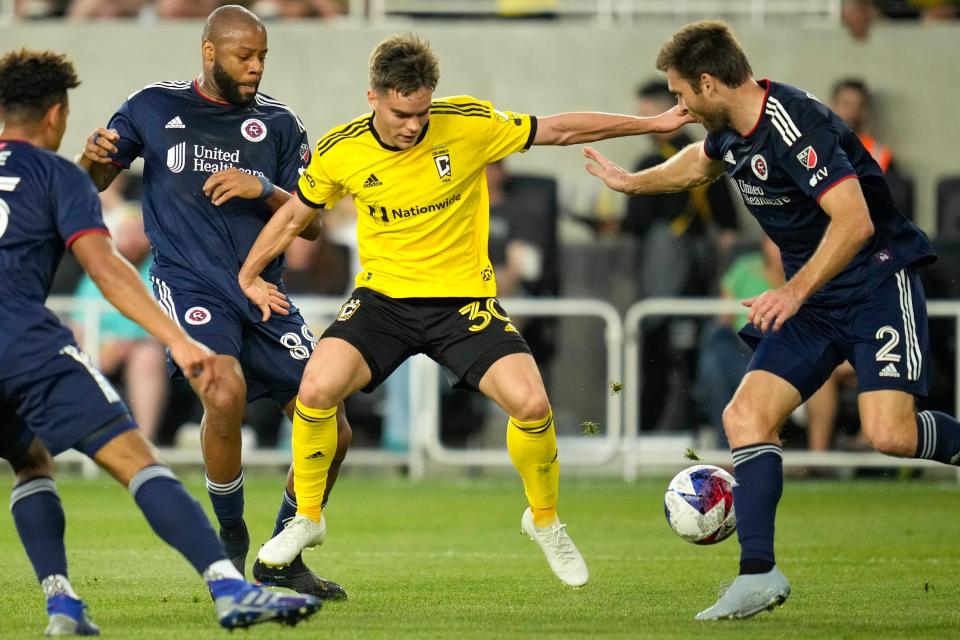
[1,473,958,639]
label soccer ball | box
[664,464,737,545]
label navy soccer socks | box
[915,410,960,465]
[131,465,228,574]
[206,471,245,529]
[731,444,783,575]
[273,489,298,537]
[11,477,67,582]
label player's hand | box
[649,105,697,134]
[203,168,264,206]
[742,286,803,333]
[169,337,218,395]
[583,146,631,193]
[239,275,291,322]
[80,128,119,165]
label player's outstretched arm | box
[534,105,695,146]
[239,196,319,321]
[584,141,723,195]
[76,128,123,192]
[202,168,322,240]
[71,233,217,392]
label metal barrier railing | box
[623,297,960,481]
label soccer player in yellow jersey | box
[239,33,692,587]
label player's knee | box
[721,400,770,445]
[202,362,246,418]
[861,418,914,457]
[510,392,551,423]
[298,375,344,410]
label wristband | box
[257,175,276,200]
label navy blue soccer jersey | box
[0,140,108,365]
[704,80,935,306]
[106,79,310,319]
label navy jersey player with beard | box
[79,5,349,600]
[585,21,959,622]
[0,48,320,634]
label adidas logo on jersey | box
[363,173,382,188]
[724,150,736,165]
[879,363,900,378]
[165,116,185,129]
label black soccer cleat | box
[219,520,250,578]
[253,553,347,601]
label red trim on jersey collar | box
[742,79,772,138]
[66,227,111,249]
[192,78,231,106]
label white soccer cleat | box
[694,566,791,620]
[521,507,589,587]
[257,515,327,568]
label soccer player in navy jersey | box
[585,21,958,620]
[0,49,319,634]
[78,5,348,599]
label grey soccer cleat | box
[695,566,791,621]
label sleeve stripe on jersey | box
[524,115,538,150]
[65,227,110,249]
[815,173,858,204]
[430,109,489,118]
[764,97,802,146]
[255,94,306,134]
[315,121,370,157]
[432,100,490,112]
[296,189,325,209]
[430,105,489,117]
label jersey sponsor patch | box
[241,118,267,142]
[796,145,818,169]
[751,154,769,181]
[184,305,212,325]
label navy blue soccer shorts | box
[0,321,134,461]
[151,277,315,407]
[739,267,930,402]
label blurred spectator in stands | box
[696,236,854,450]
[842,0,957,40]
[621,80,739,431]
[831,77,914,218]
[251,0,346,19]
[71,182,168,442]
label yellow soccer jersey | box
[297,95,536,298]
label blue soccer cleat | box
[45,594,100,636]
[210,579,321,629]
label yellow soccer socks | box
[507,409,559,527]
[291,398,338,523]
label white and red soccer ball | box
[664,464,737,545]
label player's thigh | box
[0,399,36,469]
[318,289,418,394]
[845,268,931,399]
[240,309,317,407]
[1,335,135,458]
[427,297,536,396]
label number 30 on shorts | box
[458,299,510,333]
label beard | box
[212,59,258,106]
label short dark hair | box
[635,79,673,103]
[831,77,871,105]
[0,49,79,123]
[655,21,752,92]
[369,33,439,96]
